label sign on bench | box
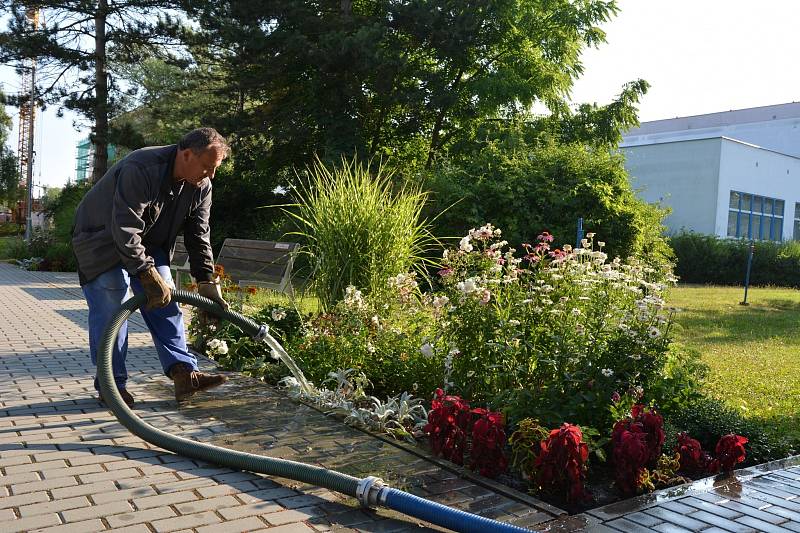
[216,238,299,295]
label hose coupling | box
[253,324,269,341]
[356,476,388,508]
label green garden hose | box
[97,290,535,533]
[97,290,360,496]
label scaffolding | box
[16,7,40,237]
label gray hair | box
[178,127,230,157]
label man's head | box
[174,127,230,187]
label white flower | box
[371,315,380,327]
[598,241,606,248]
[457,278,479,294]
[271,308,287,321]
[344,285,365,308]
[459,236,473,252]
[448,347,461,357]
[648,326,661,338]
[420,343,435,358]
[571,308,581,316]
[508,319,521,326]
[630,353,642,360]
[366,342,376,354]
[586,232,596,239]
[207,339,229,355]
[601,368,614,377]
[433,295,450,308]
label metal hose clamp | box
[253,324,269,341]
[356,476,388,508]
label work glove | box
[197,279,229,310]
[138,266,172,310]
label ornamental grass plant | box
[285,157,437,310]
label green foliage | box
[286,157,436,310]
[0,150,20,208]
[9,182,89,271]
[669,232,800,286]
[43,181,90,246]
[509,418,550,479]
[135,0,621,177]
[424,136,670,263]
[646,345,708,417]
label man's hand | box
[198,280,229,310]
[139,266,172,309]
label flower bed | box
[190,225,764,511]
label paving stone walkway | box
[0,263,561,533]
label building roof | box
[625,102,800,136]
[621,134,800,162]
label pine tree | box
[0,0,176,181]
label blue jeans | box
[82,249,198,391]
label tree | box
[0,89,20,208]
[0,1,176,182]
[170,0,619,176]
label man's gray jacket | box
[72,145,215,285]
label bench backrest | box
[216,238,299,289]
[171,236,190,271]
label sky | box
[2,0,800,192]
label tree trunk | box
[91,0,108,183]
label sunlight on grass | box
[242,286,320,316]
[668,285,800,440]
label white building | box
[621,103,800,241]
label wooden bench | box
[216,238,299,295]
[171,236,191,289]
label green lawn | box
[669,285,800,439]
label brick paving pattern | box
[0,264,560,532]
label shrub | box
[286,157,436,310]
[669,232,800,286]
[666,396,792,465]
[423,140,671,265]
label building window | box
[794,203,800,241]
[727,191,783,241]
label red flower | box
[535,423,589,503]
[469,409,508,478]
[612,404,665,495]
[423,389,471,465]
[675,432,717,475]
[715,434,748,472]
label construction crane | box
[17,6,40,240]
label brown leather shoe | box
[98,388,135,408]
[170,363,227,401]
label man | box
[72,127,230,407]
